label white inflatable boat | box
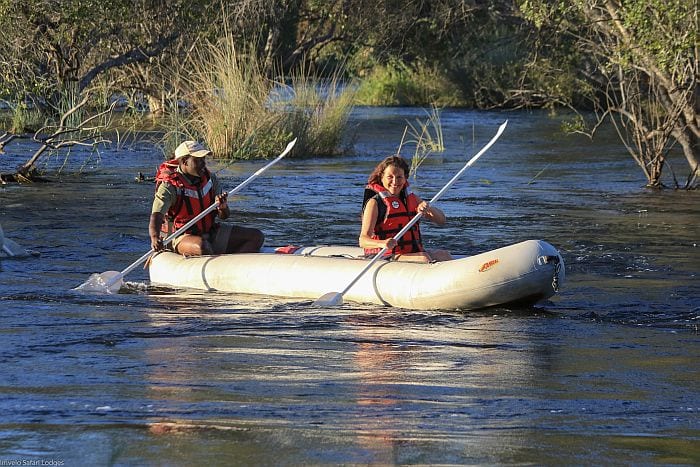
[148,239,564,310]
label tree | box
[0,0,218,180]
[517,0,698,189]
[0,0,226,113]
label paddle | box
[75,137,297,294]
[0,223,36,258]
[314,121,508,307]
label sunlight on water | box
[0,109,698,465]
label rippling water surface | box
[1,109,698,465]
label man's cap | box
[175,140,212,159]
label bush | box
[163,38,355,160]
[355,60,467,107]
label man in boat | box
[359,155,452,263]
[149,140,264,256]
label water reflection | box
[351,333,407,464]
[119,299,556,463]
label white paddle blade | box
[73,270,123,294]
[313,292,344,307]
[2,238,29,257]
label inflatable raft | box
[148,239,564,310]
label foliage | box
[403,105,445,180]
[0,0,215,115]
[285,69,357,156]
[0,0,695,190]
[517,0,698,189]
[355,60,466,107]
[8,102,44,133]
[164,37,354,160]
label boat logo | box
[479,258,499,272]
[391,201,400,209]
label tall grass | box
[8,102,43,133]
[169,37,355,160]
[355,60,466,107]
[395,105,445,180]
[284,66,356,156]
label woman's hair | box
[367,155,409,185]
[363,155,410,214]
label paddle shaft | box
[335,121,508,298]
[104,138,297,287]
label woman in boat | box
[149,140,264,256]
[359,155,453,263]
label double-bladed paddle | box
[75,137,297,293]
[314,121,508,307]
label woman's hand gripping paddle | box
[74,138,297,294]
[314,121,508,307]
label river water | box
[1,109,698,465]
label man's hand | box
[151,236,164,252]
[149,212,165,251]
[217,192,228,207]
[216,193,230,219]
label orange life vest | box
[155,160,217,236]
[363,182,424,256]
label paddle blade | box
[2,238,31,257]
[73,271,123,294]
[313,292,344,307]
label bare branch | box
[0,133,21,153]
[58,92,91,128]
[78,33,179,92]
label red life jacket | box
[155,160,217,236]
[363,182,424,256]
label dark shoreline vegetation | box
[0,1,696,188]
